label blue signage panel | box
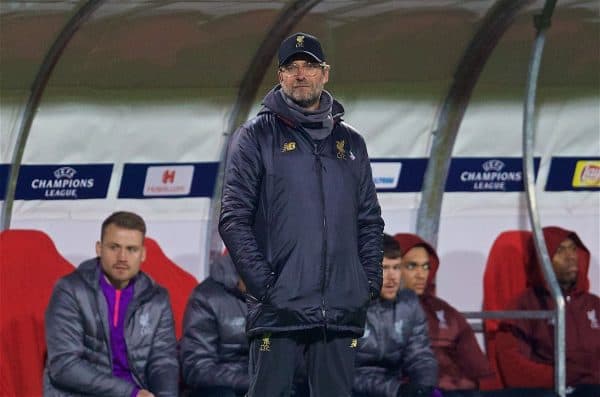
[116,158,546,198]
[545,157,600,191]
[371,158,428,193]
[0,164,9,200]
[118,162,219,198]
[15,164,113,200]
[445,157,540,192]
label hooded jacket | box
[219,86,384,337]
[44,258,179,397]
[354,289,438,396]
[179,254,249,393]
[496,226,600,388]
[394,233,493,391]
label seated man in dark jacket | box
[44,211,179,397]
[180,253,308,397]
[180,254,249,397]
[353,234,438,397]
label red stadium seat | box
[0,229,75,397]
[482,230,534,388]
[141,237,198,339]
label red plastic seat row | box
[0,229,197,396]
[482,230,535,389]
[0,229,75,397]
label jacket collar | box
[259,85,345,128]
[76,257,157,301]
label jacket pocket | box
[259,266,277,303]
[328,257,370,311]
[356,260,370,301]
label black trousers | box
[247,329,358,397]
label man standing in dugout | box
[219,32,384,396]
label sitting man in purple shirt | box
[44,211,179,397]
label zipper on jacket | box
[94,288,114,368]
[124,285,157,387]
[314,142,328,336]
[113,290,122,327]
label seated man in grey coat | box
[44,211,179,397]
[353,233,438,397]
[179,253,249,397]
[180,253,309,397]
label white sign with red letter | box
[143,165,194,196]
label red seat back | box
[482,230,534,388]
[0,229,74,397]
[141,237,197,339]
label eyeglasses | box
[279,62,328,77]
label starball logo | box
[53,166,77,179]
[482,159,505,172]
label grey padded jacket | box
[179,254,249,393]
[44,258,179,397]
[354,289,438,396]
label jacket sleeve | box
[356,135,384,297]
[495,320,553,388]
[353,368,401,397]
[219,124,274,300]
[453,310,495,382]
[146,292,180,397]
[45,279,136,397]
[180,290,249,392]
[401,300,438,387]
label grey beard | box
[278,88,334,140]
[290,94,319,109]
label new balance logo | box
[282,142,296,152]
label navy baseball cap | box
[278,32,325,66]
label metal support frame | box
[204,0,322,265]
[0,3,567,392]
[462,310,554,333]
[416,0,533,247]
[462,310,554,320]
[522,1,564,395]
[1,0,106,230]
[414,0,564,392]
